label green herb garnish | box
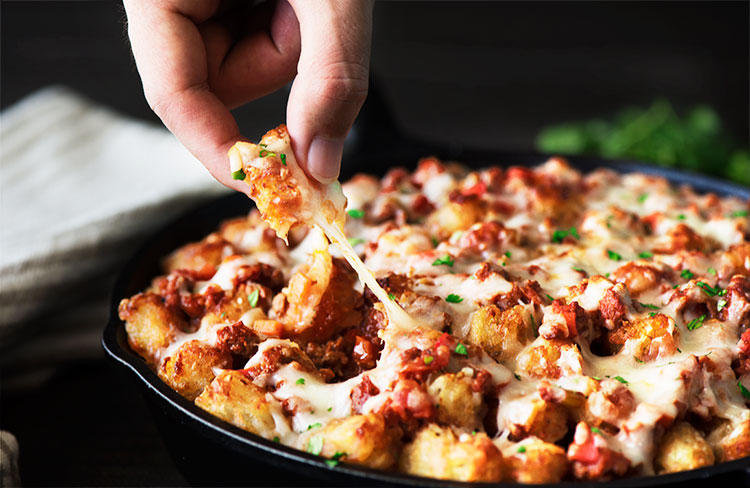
[505,251,512,258]
[649,312,658,317]
[614,376,628,384]
[590,426,602,434]
[423,356,434,365]
[432,255,455,267]
[730,210,748,218]
[387,293,396,301]
[677,214,686,220]
[454,343,468,355]
[431,236,439,247]
[247,289,259,308]
[639,302,659,310]
[607,250,622,261]
[687,315,706,330]
[347,237,365,246]
[325,452,345,468]
[552,227,580,243]
[280,153,287,165]
[296,378,306,385]
[638,251,653,258]
[446,293,463,303]
[696,281,724,297]
[347,209,365,219]
[514,373,522,381]
[634,356,645,364]
[231,169,246,180]
[307,423,322,431]
[517,446,527,453]
[273,436,280,443]
[717,299,728,312]
[307,435,323,455]
[681,269,695,280]
[545,294,554,301]
[637,193,649,203]
[739,380,750,400]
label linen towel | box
[0,86,231,357]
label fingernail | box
[307,137,343,183]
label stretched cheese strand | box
[315,216,418,329]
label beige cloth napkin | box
[0,86,230,363]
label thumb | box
[286,0,373,183]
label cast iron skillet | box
[103,147,750,487]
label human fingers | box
[285,0,374,183]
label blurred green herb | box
[536,100,749,185]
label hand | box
[123,0,373,190]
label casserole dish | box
[103,149,750,487]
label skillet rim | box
[102,153,750,487]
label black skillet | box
[103,87,750,487]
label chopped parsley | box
[604,272,610,278]
[307,422,322,431]
[529,313,536,330]
[445,293,463,303]
[638,251,653,258]
[634,356,645,364]
[649,312,658,317]
[517,446,527,453]
[592,376,602,381]
[677,214,686,220]
[514,373,522,381]
[454,343,468,355]
[259,149,275,158]
[729,210,748,218]
[272,436,280,443]
[306,435,323,455]
[739,380,750,400]
[387,293,396,301]
[505,251,512,258]
[220,311,227,319]
[607,250,622,261]
[717,299,728,312]
[296,378,306,385]
[677,348,682,353]
[347,209,365,219]
[325,452,346,468]
[572,266,586,273]
[347,237,365,246]
[327,407,332,412]
[552,227,580,243]
[590,426,603,434]
[231,169,246,180]
[423,355,435,365]
[687,315,706,330]
[680,269,695,280]
[707,267,717,276]
[280,153,287,165]
[637,193,649,203]
[545,294,554,301]
[432,255,455,267]
[247,289,259,308]
[696,281,725,297]
[431,236,439,248]
[639,302,659,310]
[613,376,629,384]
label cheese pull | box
[228,125,415,330]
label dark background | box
[2,1,748,486]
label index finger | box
[124,0,249,192]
